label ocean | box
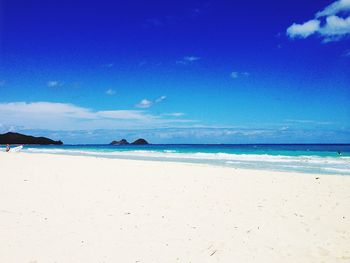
[13,144,350,176]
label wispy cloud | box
[79,127,349,144]
[136,95,167,108]
[136,99,153,108]
[0,80,5,87]
[0,101,193,131]
[163,112,185,117]
[47,81,62,88]
[155,95,167,103]
[1,108,347,143]
[285,119,333,125]
[287,0,350,42]
[316,0,350,17]
[12,126,349,144]
[105,88,116,96]
[176,56,201,65]
[230,71,249,79]
[184,56,201,62]
[230,72,239,79]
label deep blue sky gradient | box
[0,0,349,143]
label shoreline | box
[4,151,349,178]
[7,145,350,176]
[1,152,350,262]
[12,147,350,176]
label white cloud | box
[176,56,201,65]
[14,125,348,144]
[47,81,62,88]
[285,119,333,125]
[122,127,310,143]
[0,102,95,120]
[136,95,167,108]
[316,0,350,18]
[230,72,239,79]
[136,99,153,108]
[0,101,193,131]
[184,56,200,62]
[105,88,116,95]
[319,15,350,39]
[287,19,320,38]
[230,71,250,79]
[155,95,167,103]
[163,112,185,117]
[97,110,152,120]
[287,0,350,42]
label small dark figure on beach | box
[337,151,342,156]
[6,144,10,152]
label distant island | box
[0,132,63,145]
[110,138,149,145]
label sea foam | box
[25,147,350,176]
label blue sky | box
[0,0,349,143]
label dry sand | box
[1,152,349,263]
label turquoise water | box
[14,144,350,176]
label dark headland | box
[110,138,149,145]
[0,132,63,145]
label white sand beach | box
[1,152,350,263]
